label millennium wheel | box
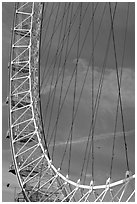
[7,2,135,202]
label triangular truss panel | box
[7,2,135,202]
[16,3,33,14]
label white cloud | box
[42,59,134,107]
[40,84,55,94]
[73,58,88,72]
[50,129,134,147]
[41,60,134,142]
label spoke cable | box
[43,3,72,141]
[51,3,74,160]
[80,3,117,183]
[109,2,129,172]
[40,3,82,88]
[68,3,82,176]
[109,2,130,178]
[40,3,88,124]
[41,3,71,60]
[40,3,92,91]
[40,3,61,93]
[45,3,69,142]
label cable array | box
[8,2,134,202]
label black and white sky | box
[2,2,135,202]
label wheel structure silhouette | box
[7,2,135,202]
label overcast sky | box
[2,2,135,202]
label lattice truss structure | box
[7,2,135,202]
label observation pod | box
[8,2,135,202]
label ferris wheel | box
[6,2,135,202]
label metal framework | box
[7,2,135,202]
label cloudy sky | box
[2,2,134,202]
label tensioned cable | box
[82,9,116,186]
[109,2,130,178]
[40,3,61,93]
[41,4,67,129]
[43,3,98,114]
[45,3,71,152]
[42,3,92,132]
[38,3,51,158]
[51,3,74,160]
[42,3,58,29]
[40,3,49,35]
[83,3,117,185]
[40,3,84,122]
[40,4,64,101]
[44,3,98,137]
[47,3,107,154]
[52,3,107,160]
[41,3,57,47]
[64,2,107,183]
[57,3,99,169]
[10,2,134,201]
[40,3,71,74]
[45,3,69,134]
[109,2,129,172]
[68,3,82,176]
[83,4,117,185]
[45,3,115,182]
[40,3,92,91]
[42,3,71,139]
[91,2,95,183]
[80,3,117,184]
[40,3,81,88]
[41,3,71,59]
[46,2,99,152]
[37,6,52,195]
